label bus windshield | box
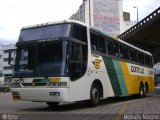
[19,23,70,42]
[14,41,68,77]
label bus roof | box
[21,20,88,30]
[21,20,152,56]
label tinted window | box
[107,40,114,56]
[70,42,87,80]
[20,24,71,42]
[107,40,119,57]
[145,55,150,66]
[14,41,68,77]
[72,24,87,43]
[129,49,137,62]
[149,56,153,67]
[119,44,129,60]
[90,32,106,53]
[113,42,119,57]
[99,36,106,53]
[91,33,98,51]
[138,52,144,65]
[145,55,153,67]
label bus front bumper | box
[11,87,69,102]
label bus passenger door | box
[69,42,87,80]
[70,43,82,80]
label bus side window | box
[99,36,106,53]
[119,44,129,60]
[90,32,98,51]
[113,42,119,57]
[149,56,153,67]
[145,55,153,67]
[107,40,114,56]
[138,52,144,65]
[145,55,150,66]
[129,49,137,62]
[72,24,87,43]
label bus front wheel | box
[46,102,59,107]
[88,84,100,107]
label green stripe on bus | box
[112,60,128,95]
[102,57,122,96]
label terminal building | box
[0,44,16,85]
[1,44,16,77]
[0,46,3,85]
[0,46,3,74]
[70,0,136,36]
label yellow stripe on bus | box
[119,61,154,95]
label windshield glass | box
[19,24,70,42]
[14,41,68,77]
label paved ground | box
[0,92,160,120]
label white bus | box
[11,20,154,107]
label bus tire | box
[46,102,59,107]
[88,84,100,107]
[145,82,149,94]
[139,84,145,98]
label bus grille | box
[22,83,47,87]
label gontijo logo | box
[92,59,102,69]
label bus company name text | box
[131,66,144,74]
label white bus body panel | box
[12,88,69,102]
[69,55,115,102]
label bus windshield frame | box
[19,23,71,43]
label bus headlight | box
[12,83,21,88]
[47,78,67,87]
[47,82,67,87]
